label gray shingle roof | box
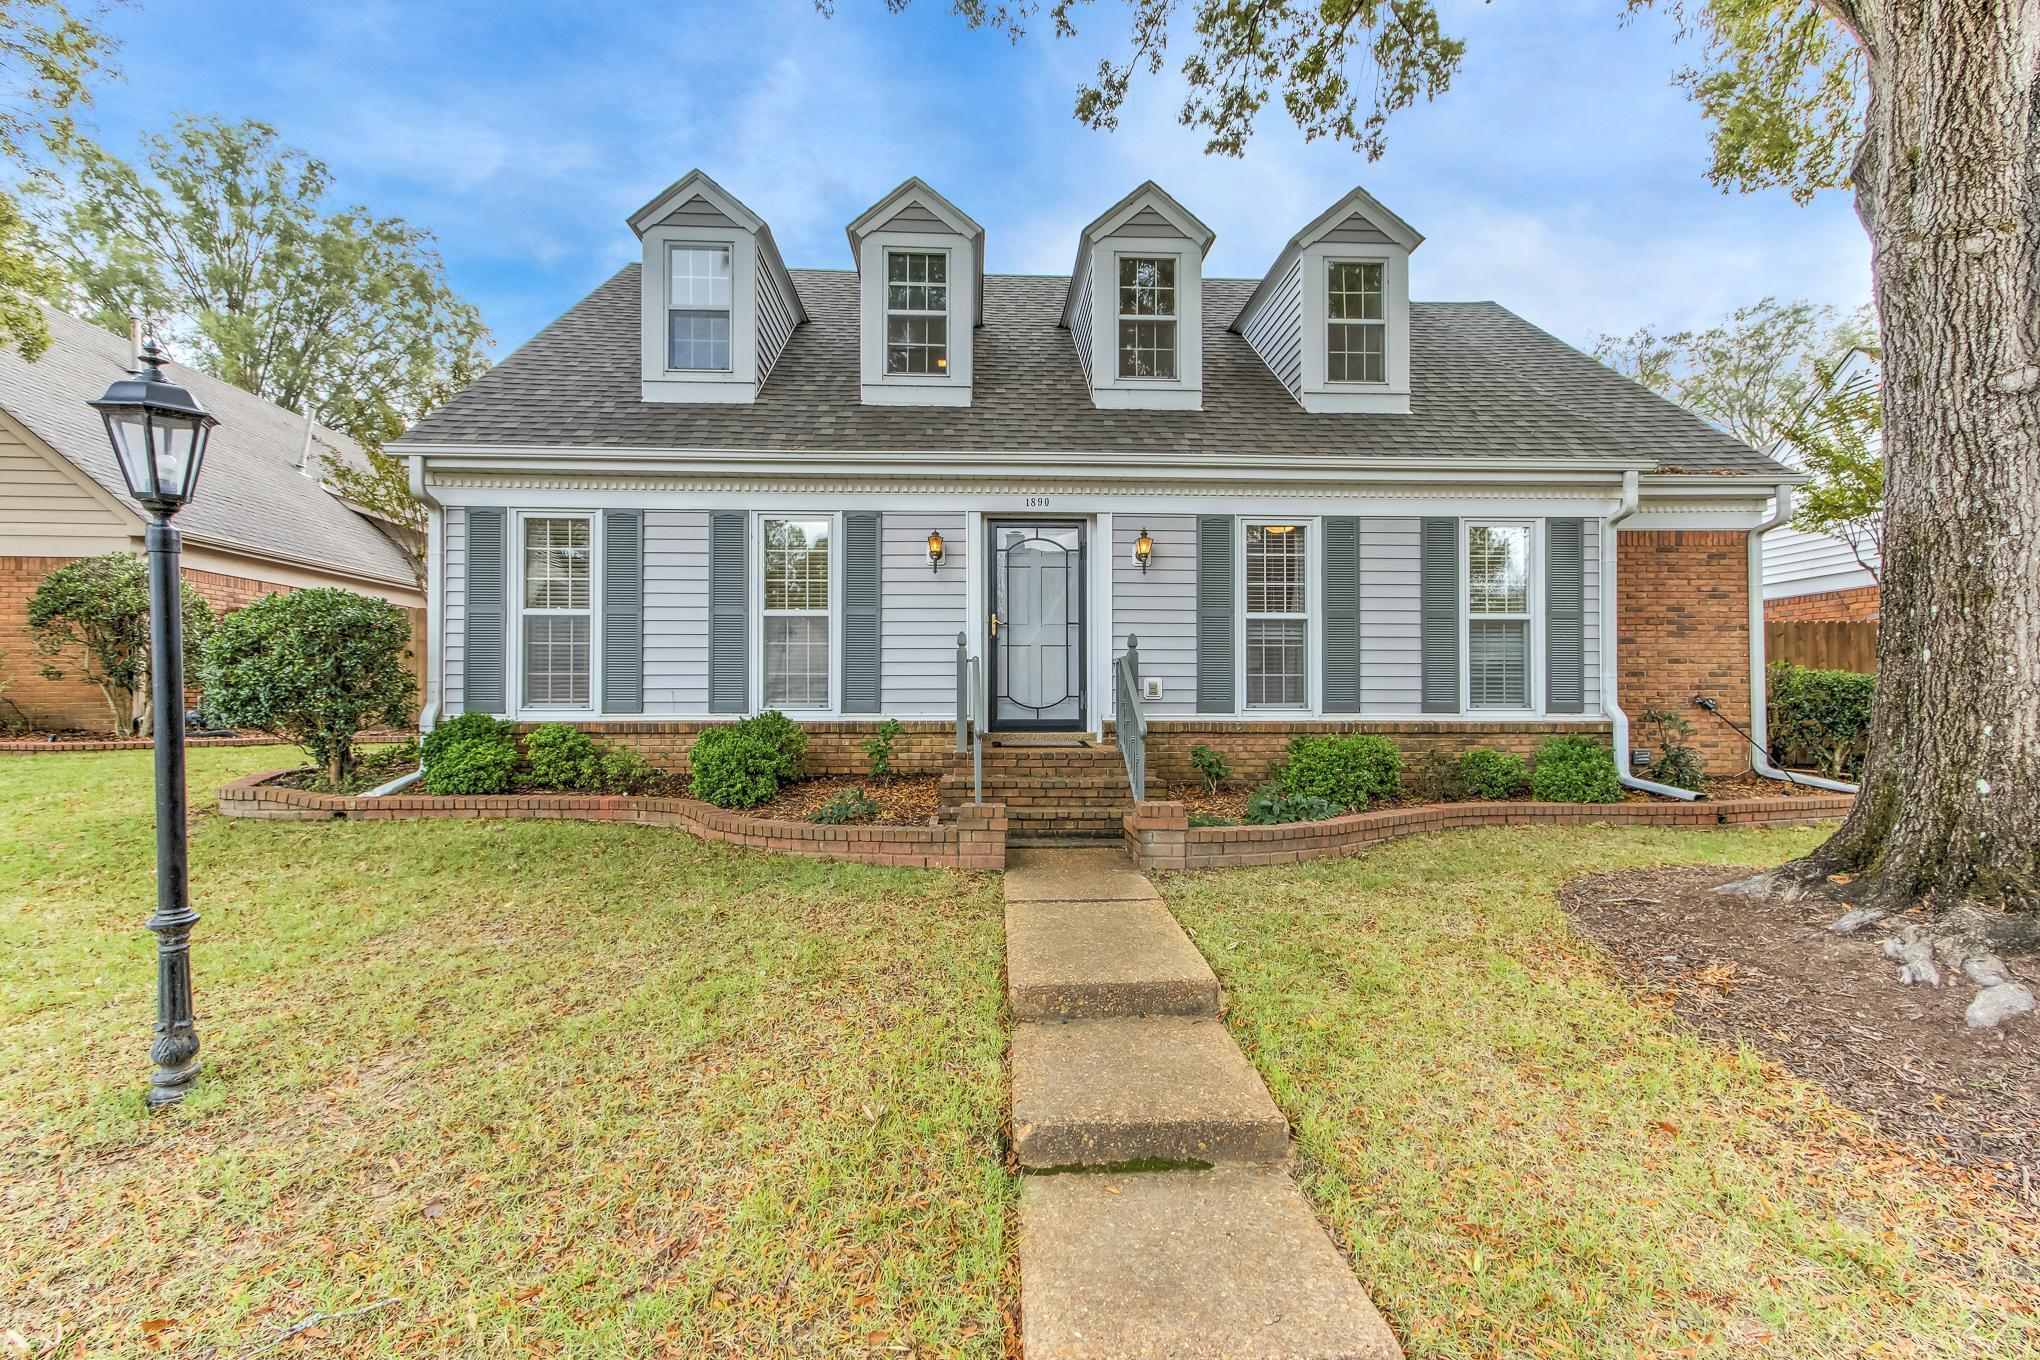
[0,307,418,587]
[397,267,1785,476]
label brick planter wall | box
[1124,794,1853,871]
[218,771,1006,870]
[0,729,411,755]
[1618,530,1752,770]
[550,720,959,778]
[1125,719,1612,789]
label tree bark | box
[1792,0,2040,913]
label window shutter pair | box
[1416,515,1587,714]
[705,510,882,713]
[461,508,645,715]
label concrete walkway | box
[1005,848,1401,1359]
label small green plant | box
[1457,748,1530,800]
[1189,743,1232,793]
[418,712,519,795]
[525,723,602,789]
[1187,811,1237,828]
[596,746,665,795]
[809,786,882,824]
[1637,708,1706,792]
[1411,750,1466,802]
[740,709,809,781]
[1280,733,1403,811]
[1530,734,1623,803]
[1767,661,1874,777]
[688,725,784,809]
[1244,783,1345,825]
[862,718,903,779]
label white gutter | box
[1747,484,1861,794]
[1602,469,1704,801]
[367,456,441,799]
[364,766,423,798]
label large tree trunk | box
[1793,0,2040,914]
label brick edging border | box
[217,772,1006,871]
[1123,794,1855,871]
[1,731,412,755]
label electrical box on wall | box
[1143,677,1164,701]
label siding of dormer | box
[655,196,742,231]
[1116,206,1182,237]
[1241,257,1304,399]
[1320,212,1396,245]
[758,267,797,381]
[872,201,947,233]
[1070,257,1094,387]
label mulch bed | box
[1562,864,2039,1201]
[746,774,941,825]
[1164,771,1828,822]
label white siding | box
[643,510,711,713]
[1321,211,1396,245]
[655,196,740,230]
[881,514,967,714]
[1763,523,1878,597]
[1583,519,1602,712]
[1240,258,1303,399]
[441,507,466,714]
[759,268,797,381]
[875,202,947,233]
[1359,517,1422,713]
[1070,258,1094,388]
[1113,517,1197,717]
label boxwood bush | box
[1456,748,1530,800]
[1529,734,1622,803]
[1280,733,1403,811]
[1768,660,1874,777]
[420,712,518,795]
[525,723,602,789]
[740,709,809,781]
[688,725,784,808]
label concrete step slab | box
[1013,1018,1290,1168]
[1021,1166,1402,1360]
[1005,847,1157,903]
[1007,899,1221,1020]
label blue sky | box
[88,0,1870,358]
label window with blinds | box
[1244,523,1308,708]
[763,517,832,709]
[1465,522,1532,710]
[521,516,593,707]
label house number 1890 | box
[1024,495,1052,508]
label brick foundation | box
[1617,531,1752,772]
[541,720,960,778]
[1130,719,1611,789]
[218,771,1007,871]
[1765,585,1881,623]
[1125,794,1853,871]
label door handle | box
[990,612,1002,637]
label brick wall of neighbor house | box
[1617,530,1751,771]
[1765,584,1881,623]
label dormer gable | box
[629,169,806,405]
[1060,182,1214,411]
[1233,185,1423,415]
[845,177,983,407]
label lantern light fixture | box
[926,528,945,572]
[1132,527,1154,574]
[89,339,217,517]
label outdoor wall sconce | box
[1132,527,1154,574]
[926,528,945,571]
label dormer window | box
[884,250,949,376]
[667,244,732,371]
[1326,260,1385,384]
[1117,257,1177,380]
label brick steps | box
[943,736,1135,838]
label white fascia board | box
[1063,183,1218,323]
[627,169,763,238]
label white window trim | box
[1324,257,1388,387]
[1111,251,1181,384]
[1297,240,1410,414]
[664,241,734,374]
[1087,241,1202,409]
[881,247,953,381]
[511,509,601,717]
[1237,517,1318,714]
[753,510,842,715]
[639,225,758,404]
[1461,518,1540,716]
[859,230,973,406]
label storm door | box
[988,521,1086,729]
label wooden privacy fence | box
[1768,619,1878,674]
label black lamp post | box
[89,338,217,1108]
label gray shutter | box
[841,511,881,713]
[1322,516,1361,713]
[1545,517,1586,714]
[601,510,644,714]
[1196,515,1235,714]
[1420,517,1460,714]
[709,511,748,713]
[462,508,507,714]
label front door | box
[989,521,1086,729]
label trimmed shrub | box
[201,588,412,788]
[419,713,519,795]
[1280,733,1403,811]
[862,718,903,779]
[1410,750,1466,803]
[1244,784,1344,825]
[29,552,216,735]
[1189,743,1232,793]
[1456,748,1530,800]
[597,747,665,795]
[1530,735,1622,803]
[525,723,602,789]
[1637,708,1706,792]
[741,709,809,781]
[810,786,882,824]
[1768,660,1874,777]
[689,725,783,809]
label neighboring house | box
[393,172,1803,825]
[1763,347,1882,623]
[0,306,426,733]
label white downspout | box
[1747,485,1860,794]
[369,455,440,799]
[1602,470,1703,800]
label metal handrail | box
[955,631,983,803]
[1114,634,1147,801]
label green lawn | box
[1162,827,2040,1359]
[0,748,1012,1358]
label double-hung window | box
[522,516,593,708]
[884,250,948,375]
[1116,256,1177,379]
[1244,523,1308,708]
[763,517,831,709]
[1326,260,1386,384]
[1466,522,1534,711]
[668,244,732,370]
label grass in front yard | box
[1,749,1011,1358]
[1163,826,2040,1359]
